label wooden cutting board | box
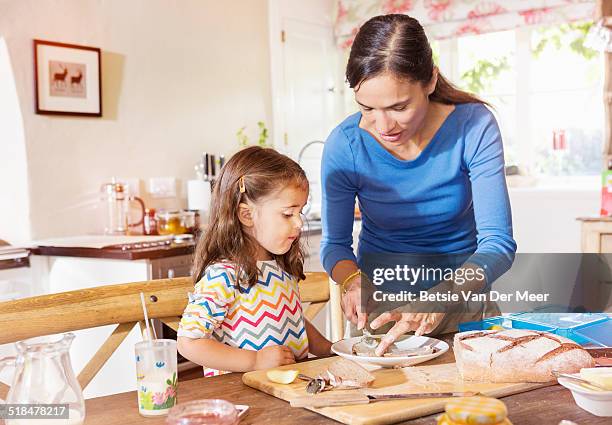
[242,350,548,425]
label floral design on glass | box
[138,372,177,411]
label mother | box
[320,14,517,355]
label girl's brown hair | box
[192,146,308,288]
[346,14,488,106]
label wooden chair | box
[0,272,343,399]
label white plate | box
[557,375,612,417]
[331,335,448,368]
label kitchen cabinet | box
[578,216,612,253]
[0,252,33,389]
[0,252,32,302]
[577,217,612,312]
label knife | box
[202,152,209,181]
[290,391,479,408]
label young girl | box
[177,146,332,375]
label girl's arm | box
[178,336,295,372]
[304,320,332,357]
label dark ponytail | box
[346,14,488,106]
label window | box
[437,22,604,177]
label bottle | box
[143,208,158,235]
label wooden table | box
[85,367,609,424]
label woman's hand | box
[340,274,368,330]
[254,345,296,370]
[370,311,446,356]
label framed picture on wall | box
[34,39,102,116]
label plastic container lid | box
[509,312,607,330]
[444,396,508,425]
[573,319,612,347]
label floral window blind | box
[335,0,597,48]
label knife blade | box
[366,391,479,401]
[290,391,479,408]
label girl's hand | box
[370,311,446,356]
[254,345,296,370]
[340,274,368,330]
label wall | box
[0,0,272,241]
[509,185,600,253]
[0,37,31,243]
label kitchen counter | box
[303,219,322,236]
[28,221,323,261]
[30,240,194,261]
[0,256,29,271]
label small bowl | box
[557,375,612,417]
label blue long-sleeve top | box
[320,102,517,288]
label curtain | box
[335,0,597,48]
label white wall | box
[0,37,31,243]
[0,0,272,241]
[509,185,600,253]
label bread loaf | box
[454,329,595,383]
[323,358,375,388]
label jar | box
[437,397,512,425]
[156,210,192,235]
[181,210,196,234]
[166,399,238,425]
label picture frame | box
[34,39,102,116]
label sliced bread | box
[324,358,375,388]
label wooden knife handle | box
[290,392,370,408]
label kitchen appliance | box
[100,180,145,235]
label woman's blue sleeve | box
[463,106,517,288]
[320,127,359,276]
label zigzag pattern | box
[224,302,301,331]
[227,287,298,321]
[178,260,309,371]
[239,327,306,351]
[225,313,304,342]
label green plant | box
[531,21,598,61]
[236,122,270,148]
[236,126,248,148]
[459,56,510,94]
[257,121,269,147]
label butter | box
[580,367,612,390]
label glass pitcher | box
[0,333,85,424]
[100,179,145,235]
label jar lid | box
[445,397,507,424]
[156,209,180,218]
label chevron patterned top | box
[178,260,309,376]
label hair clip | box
[239,176,246,193]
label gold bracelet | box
[340,269,361,293]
